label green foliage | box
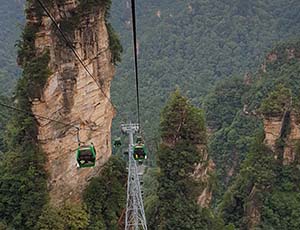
[110,0,300,142]
[259,166,300,229]
[83,156,127,230]
[219,133,276,228]
[260,84,292,116]
[35,205,65,230]
[59,203,89,230]
[219,40,300,229]
[0,3,50,229]
[204,77,261,199]
[209,113,262,200]
[204,77,247,130]
[207,40,300,203]
[57,0,122,64]
[35,203,89,230]
[0,149,48,229]
[146,90,224,229]
[17,23,39,67]
[0,95,11,154]
[160,89,207,146]
[107,23,123,64]
[244,41,300,113]
[220,135,300,229]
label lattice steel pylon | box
[121,123,148,230]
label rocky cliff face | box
[28,0,115,205]
[193,145,215,207]
[263,111,300,164]
[263,116,283,150]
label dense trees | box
[206,40,300,203]
[35,204,89,230]
[144,90,225,229]
[218,41,300,229]
[110,0,300,141]
[0,1,300,229]
[83,156,127,230]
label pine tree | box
[149,89,224,230]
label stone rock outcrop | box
[193,145,215,207]
[283,112,300,164]
[29,1,115,205]
[263,111,300,164]
[263,115,283,151]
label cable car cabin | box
[76,145,96,168]
[133,144,147,161]
[113,137,122,147]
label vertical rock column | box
[30,1,116,205]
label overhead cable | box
[36,0,113,106]
[130,0,141,126]
[0,102,101,133]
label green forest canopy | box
[110,0,300,140]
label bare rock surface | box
[29,1,115,205]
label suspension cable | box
[0,102,100,133]
[130,0,141,126]
[36,0,113,106]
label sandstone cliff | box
[193,145,215,207]
[263,111,300,164]
[27,0,115,205]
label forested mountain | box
[1,1,300,229]
[213,40,300,229]
[206,40,300,199]
[145,90,226,229]
[110,0,300,140]
[0,0,24,95]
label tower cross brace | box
[121,123,148,230]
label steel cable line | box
[0,102,102,134]
[130,0,141,126]
[36,0,114,107]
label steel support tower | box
[122,123,148,230]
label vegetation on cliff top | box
[259,84,292,117]
[145,90,226,229]
[56,0,122,64]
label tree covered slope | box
[110,0,300,138]
[208,40,300,229]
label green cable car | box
[76,145,96,168]
[133,144,147,161]
[113,137,122,148]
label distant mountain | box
[0,0,25,95]
[110,0,300,139]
